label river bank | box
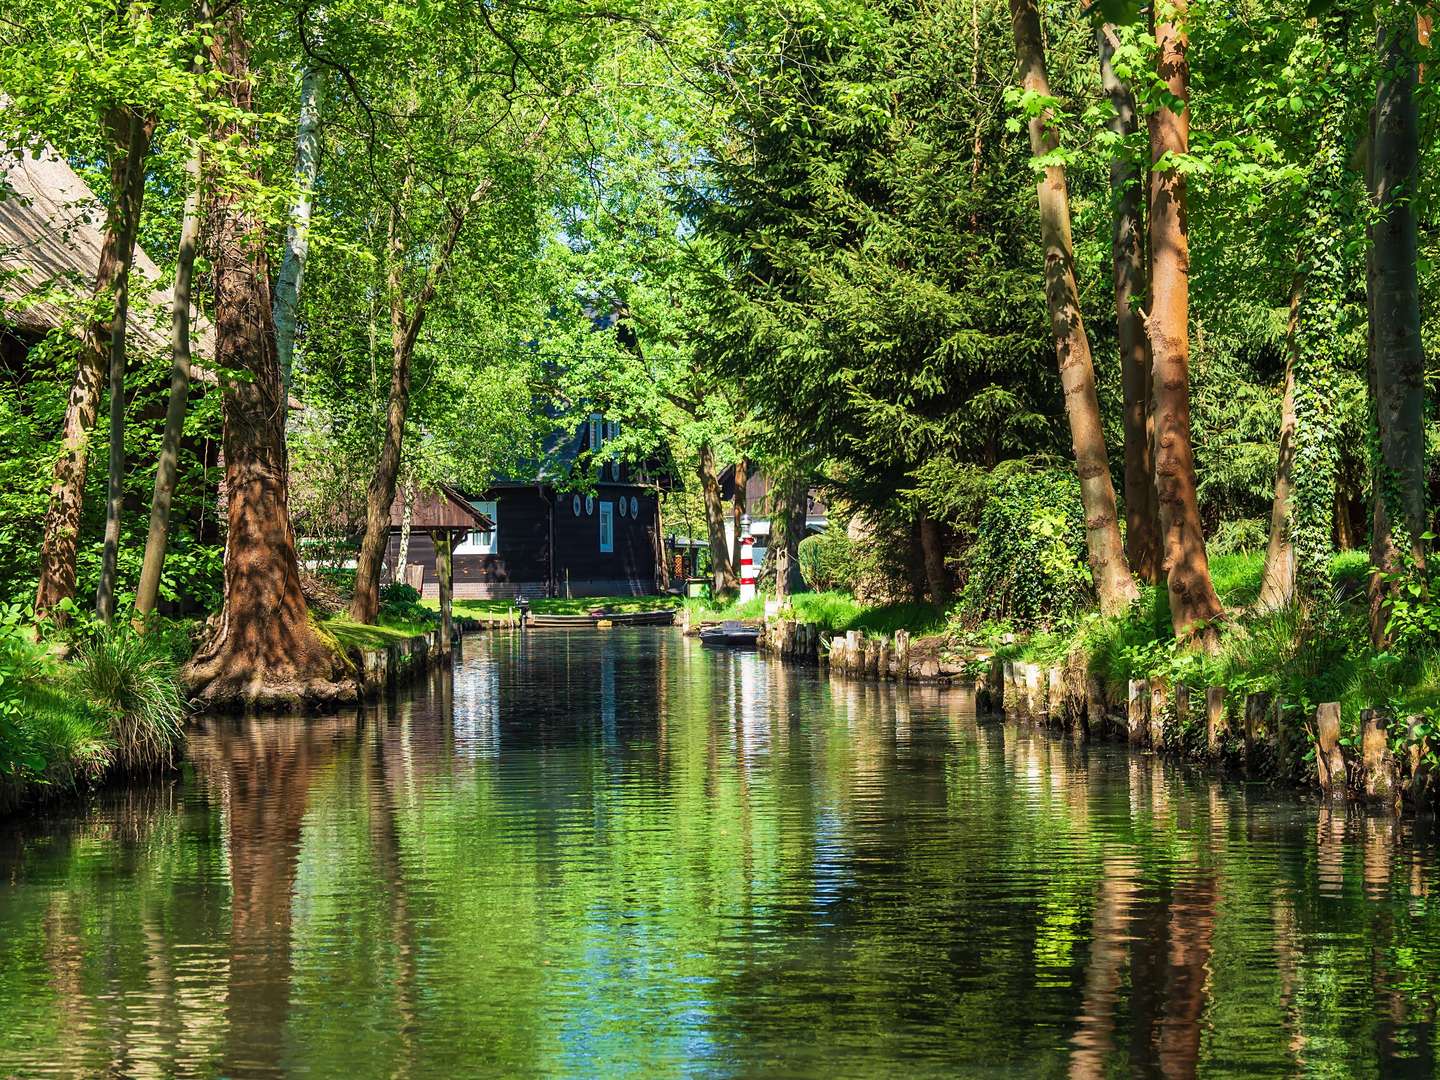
[706,548,1440,812]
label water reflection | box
[3,630,1440,1076]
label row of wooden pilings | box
[756,618,1429,811]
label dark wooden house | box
[386,416,667,599]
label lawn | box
[425,595,682,622]
[322,616,436,651]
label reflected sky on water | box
[3,628,1440,1077]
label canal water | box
[3,629,1440,1078]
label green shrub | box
[378,581,436,631]
[797,530,855,593]
[69,628,186,771]
[958,468,1091,631]
[1209,517,1269,557]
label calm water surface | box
[3,629,1440,1077]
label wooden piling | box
[1047,668,1064,727]
[1406,714,1429,804]
[1243,692,1272,761]
[1361,709,1397,805]
[894,631,911,682]
[1148,681,1169,747]
[1314,702,1345,798]
[1205,687,1225,757]
[1128,679,1149,746]
[1083,675,1105,740]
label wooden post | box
[1205,686,1225,757]
[1406,714,1429,805]
[895,630,911,682]
[1083,675,1105,739]
[846,630,860,676]
[1244,692,1272,762]
[435,528,454,658]
[1025,664,1044,720]
[1174,683,1190,739]
[1048,668,1064,727]
[1362,709,1396,806]
[1128,679,1149,746]
[1314,702,1345,798]
[1149,681,1168,747]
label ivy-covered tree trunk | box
[1010,0,1139,617]
[1097,22,1160,585]
[1146,0,1223,639]
[1257,273,1301,612]
[183,1,352,708]
[697,443,734,592]
[1287,100,1351,610]
[35,104,152,625]
[136,147,203,622]
[1367,16,1428,646]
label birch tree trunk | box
[182,1,351,707]
[96,108,157,625]
[1368,15,1428,646]
[136,148,203,622]
[396,469,414,579]
[1257,274,1302,613]
[1097,22,1161,585]
[1146,0,1223,640]
[273,59,322,407]
[35,105,152,625]
[1010,0,1139,616]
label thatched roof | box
[0,144,214,359]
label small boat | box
[525,608,677,628]
[699,620,761,648]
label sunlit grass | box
[431,595,682,621]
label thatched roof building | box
[0,144,214,359]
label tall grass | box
[685,590,948,637]
[69,629,186,771]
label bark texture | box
[1368,17,1428,646]
[1146,0,1223,639]
[35,105,152,623]
[135,150,202,621]
[772,474,809,599]
[96,108,157,625]
[274,59,321,405]
[918,513,951,607]
[1011,0,1139,616]
[183,3,352,708]
[1256,274,1302,612]
[730,457,750,576]
[698,443,734,593]
[1098,23,1161,584]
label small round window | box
[629,496,639,517]
[610,461,621,481]
[585,495,595,516]
[571,495,581,517]
[618,498,627,518]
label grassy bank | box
[685,590,950,638]
[426,595,682,623]
[1,616,187,813]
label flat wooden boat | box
[526,608,677,628]
[699,620,761,648]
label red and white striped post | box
[738,514,757,604]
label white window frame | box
[610,460,621,481]
[599,501,614,552]
[589,413,602,451]
[454,500,498,555]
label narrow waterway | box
[2,629,1440,1077]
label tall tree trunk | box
[1010,0,1139,616]
[135,147,203,623]
[273,58,322,407]
[698,442,733,593]
[350,202,411,624]
[96,108,157,626]
[730,457,749,576]
[1257,273,1302,612]
[1368,16,1428,647]
[772,474,808,599]
[182,2,351,707]
[918,513,951,606]
[1097,22,1161,585]
[1146,0,1223,639]
[395,469,414,580]
[35,105,152,625]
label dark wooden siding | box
[386,483,661,598]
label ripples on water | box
[3,629,1440,1077]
